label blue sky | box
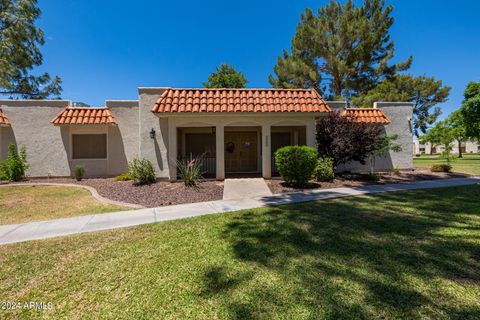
[37,0,480,119]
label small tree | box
[421,121,455,163]
[369,134,402,174]
[460,81,480,140]
[202,64,248,88]
[445,110,467,158]
[316,112,383,168]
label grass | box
[0,185,127,225]
[1,185,479,319]
[413,153,480,175]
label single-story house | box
[0,87,413,180]
[414,139,480,155]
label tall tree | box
[352,74,451,136]
[203,64,248,88]
[460,81,480,139]
[445,110,467,158]
[269,0,411,99]
[0,0,62,99]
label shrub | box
[114,172,132,181]
[74,165,85,181]
[392,167,401,174]
[274,146,317,186]
[415,154,421,157]
[365,173,381,181]
[314,157,335,182]
[316,111,383,167]
[176,155,204,187]
[431,164,452,172]
[128,158,156,185]
[0,144,29,181]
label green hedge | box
[274,146,317,185]
[314,157,335,182]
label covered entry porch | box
[170,115,316,181]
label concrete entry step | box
[223,178,273,200]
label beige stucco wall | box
[337,102,414,172]
[0,100,71,177]
[0,93,415,179]
[0,100,140,178]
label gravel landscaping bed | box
[8,178,224,208]
[267,168,470,194]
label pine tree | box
[269,0,411,99]
[0,0,62,99]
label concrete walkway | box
[0,177,478,245]
[223,178,272,200]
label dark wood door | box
[225,132,257,172]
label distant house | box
[0,87,413,180]
[414,139,480,155]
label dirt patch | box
[267,168,470,194]
[6,178,224,208]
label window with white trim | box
[72,134,107,159]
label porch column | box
[168,119,177,182]
[215,124,225,180]
[262,124,271,179]
[306,120,316,148]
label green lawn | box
[0,186,127,225]
[1,185,479,319]
[414,153,480,175]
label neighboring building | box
[0,88,413,180]
[413,139,480,155]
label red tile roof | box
[0,108,10,126]
[151,88,331,113]
[344,108,390,124]
[51,107,117,125]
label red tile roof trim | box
[0,108,10,126]
[51,107,117,125]
[343,108,390,124]
[152,88,331,113]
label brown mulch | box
[267,168,470,194]
[8,178,224,208]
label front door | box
[225,132,258,172]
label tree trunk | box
[457,140,463,158]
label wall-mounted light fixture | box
[211,126,216,134]
[149,128,156,139]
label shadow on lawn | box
[201,187,480,319]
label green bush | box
[314,157,335,182]
[74,165,85,181]
[431,164,452,172]
[114,172,132,181]
[176,155,204,187]
[0,144,29,181]
[392,167,401,174]
[128,158,156,185]
[365,173,381,181]
[274,146,317,186]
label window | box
[72,134,107,159]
